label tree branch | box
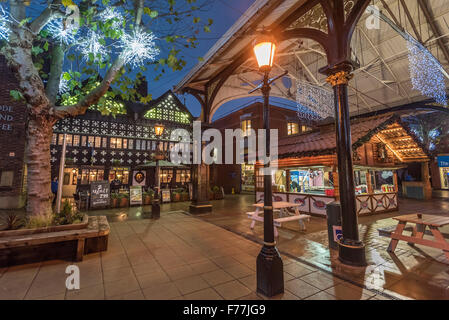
[46,44,64,105]
[30,1,64,34]
[135,0,144,25]
[50,56,125,119]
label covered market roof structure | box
[175,0,449,122]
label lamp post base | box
[338,239,367,267]
[151,199,160,219]
[256,245,284,297]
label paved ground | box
[0,211,386,300]
[1,195,449,300]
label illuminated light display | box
[407,36,448,106]
[46,19,78,45]
[97,7,125,31]
[78,30,109,63]
[0,6,10,41]
[118,28,159,67]
[296,80,334,122]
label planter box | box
[0,216,109,267]
[119,198,129,207]
[0,214,89,238]
[143,195,153,205]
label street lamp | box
[251,31,284,297]
[152,123,165,219]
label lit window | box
[88,136,95,148]
[73,135,80,146]
[301,125,312,133]
[102,137,108,148]
[81,136,87,147]
[128,139,133,150]
[66,134,73,146]
[51,134,57,145]
[58,134,64,145]
[288,123,299,135]
[123,139,128,149]
[95,136,101,148]
[241,120,252,136]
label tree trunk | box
[25,113,55,217]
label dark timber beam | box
[399,0,423,43]
[417,0,449,65]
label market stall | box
[255,114,429,217]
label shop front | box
[255,114,429,217]
[438,156,449,190]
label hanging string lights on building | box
[406,36,448,106]
[296,80,334,122]
[118,28,160,67]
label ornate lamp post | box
[152,123,165,219]
[252,31,284,297]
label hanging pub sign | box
[133,170,146,186]
[130,186,143,206]
[90,181,110,209]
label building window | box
[51,134,57,145]
[110,137,123,149]
[81,169,104,184]
[73,135,80,146]
[109,169,129,185]
[58,134,64,145]
[288,123,299,135]
[176,169,191,183]
[88,136,95,148]
[136,139,141,150]
[95,136,102,148]
[160,169,173,184]
[123,139,128,149]
[81,136,87,147]
[0,171,14,187]
[102,137,108,148]
[301,125,312,133]
[66,134,73,146]
[128,139,133,150]
[241,120,252,136]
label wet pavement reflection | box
[87,195,449,300]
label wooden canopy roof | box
[277,113,429,162]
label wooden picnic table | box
[388,213,449,261]
[247,202,311,237]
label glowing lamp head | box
[154,124,165,137]
[253,32,276,72]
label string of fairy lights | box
[406,35,448,106]
[296,80,334,122]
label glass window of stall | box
[354,170,369,195]
[371,170,395,193]
[288,167,334,195]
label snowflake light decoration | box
[97,7,124,31]
[0,6,10,41]
[296,80,334,122]
[118,28,159,67]
[59,75,69,94]
[407,36,447,106]
[46,19,78,45]
[78,30,109,63]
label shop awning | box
[135,160,188,169]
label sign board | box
[438,156,449,168]
[133,171,146,186]
[90,181,110,208]
[161,189,171,203]
[130,186,143,206]
[333,225,343,243]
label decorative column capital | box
[326,71,354,87]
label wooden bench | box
[0,216,110,263]
[387,213,449,261]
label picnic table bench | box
[247,202,311,237]
[387,213,449,261]
[0,216,110,263]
